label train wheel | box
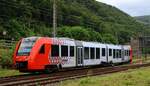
[110,61,114,66]
[57,64,62,71]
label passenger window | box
[51,45,59,57]
[39,45,45,54]
[70,46,74,57]
[113,49,115,58]
[127,50,130,56]
[90,48,95,59]
[102,48,106,56]
[125,50,127,56]
[117,49,121,58]
[119,50,122,58]
[84,47,89,59]
[61,45,68,57]
[109,49,112,56]
[126,50,128,56]
[96,48,100,59]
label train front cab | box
[13,37,51,72]
[13,37,38,71]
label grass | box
[60,67,150,86]
[132,57,150,64]
[0,48,23,77]
[0,69,22,77]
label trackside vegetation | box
[0,69,21,77]
[60,67,150,86]
[0,0,150,44]
[0,49,14,69]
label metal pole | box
[53,0,57,37]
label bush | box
[0,48,14,69]
[57,26,103,42]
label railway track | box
[0,63,150,86]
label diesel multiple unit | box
[13,37,132,72]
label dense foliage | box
[0,48,13,68]
[0,0,150,44]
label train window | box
[70,46,74,57]
[61,45,68,57]
[117,50,120,58]
[96,48,100,59]
[127,50,130,56]
[118,50,120,58]
[39,45,45,54]
[113,49,117,58]
[129,50,130,56]
[51,45,59,57]
[90,48,95,59]
[84,47,89,59]
[113,49,115,58]
[116,50,117,58]
[109,49,112,56]
[124,50,126,56]
[17,38,37,56]
[102,48,106,57]
[125,50,127,56]
[119,50,122,58]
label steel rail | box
[0,63,150,86]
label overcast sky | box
[96,0,150,16]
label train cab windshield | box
[17,37,38,56]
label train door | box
[75,41,83,66]
[106,46,109,63]
[77,47,83,66]
[121,46,125,62]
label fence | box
[131,36,150,58]
[0,39,17,49]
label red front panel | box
[13,37,53,71]
[27,38,52,70]
[13,39,22,66]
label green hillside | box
[135,15,150,25]
[0,0,150,44]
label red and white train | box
[13,37,132,72]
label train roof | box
[51,37,75,41]
[23,37,131,47]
